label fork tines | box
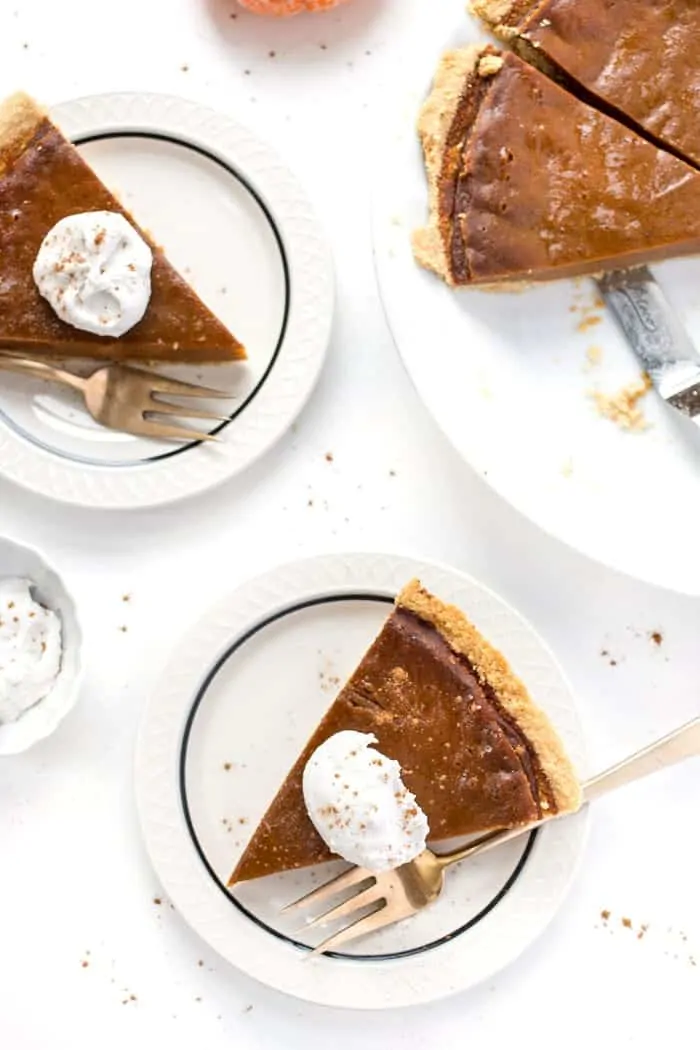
[282,864,375,915]
[137,368,236,401]
[283,864,400,958]
[128,366,236,442]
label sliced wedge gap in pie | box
[0,92,246,362]
[473,0,700,169]
[228,580,580,885]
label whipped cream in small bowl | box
[0,537,83,755]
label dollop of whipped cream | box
[0,579,62,724]
[302,731,429,872]
[33,211,152,338]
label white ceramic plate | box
[135,552,589,1010]
[0,92,333,509]
[373,11,700,595]
[0,535,83,755]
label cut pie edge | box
[397,579,582,815]
[412,44,502,285]
[0,91,48,168]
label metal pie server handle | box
[597,267,700,408]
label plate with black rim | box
[135,552,589,1010]
[0,92,333,509]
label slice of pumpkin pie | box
[229,580,580,885]
[0,92,246,362]
[412,46,700,286]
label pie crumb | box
[577,315,601,334]
[478,54,504,77]
[600,648,618,667]
[591,374,652,431]
[585,345,602,370]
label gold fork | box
[0,355,235,442]
[284,716,700,956]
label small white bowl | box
[0,536,83,755]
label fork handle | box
[583,715,700,801]
[434,716,700,871]
[0,355,87,393]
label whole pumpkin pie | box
[473,0,700,167]
[229,580,580,885]
[0,93,246,362]
[413,45,700,286]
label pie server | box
[597,267,700,422]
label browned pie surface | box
[0,93,245,362]
[413,47,700,286]
[229,581,579,885]
[482,0,700,167]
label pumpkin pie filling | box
[387,606,558,817]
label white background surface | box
[0,0,697,1047]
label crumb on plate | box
[584,345,602,370]
[591,374,652,431]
